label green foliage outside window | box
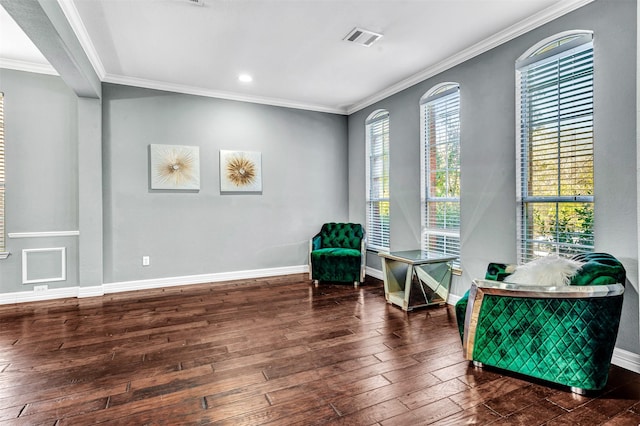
[518,33,594,262]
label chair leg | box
[570,387,588,395]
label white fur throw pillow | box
[503,255,583,286]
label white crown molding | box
[103,73,348,115]
[4,0,593,116]
[31,0,591,116]
[56,0,106,79]
[0,58,58,76]
[347,0,595,114]
[8,230,79,239]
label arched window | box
[516,31,594,262]
[420,83,460,265]
[365,110,390,250]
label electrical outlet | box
[142,256,150,266]
[33,285,48,292]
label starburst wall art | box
[150,144,200,190]
[220,150,262,193]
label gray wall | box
[0,69,80,292]
[348,0,639,352]
[102,83,348,283]
[0,75,349,289]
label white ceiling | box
[0,0,592,114]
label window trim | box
[365,109,390,251]
[420,83,461,268]
[515,31,594,263]
[516,30,593,69]
[0,92,7,259]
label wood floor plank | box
[448,376,529,410]
[329,398,410,426]
[544,405,609,425]
[489,398,567,425]
[381,397,463,425]
[484,382,558,416]
[398,378,470,410]
[602,410,640,425]
[429,404,502,425]
[0,275,639,424]
[330,370,443,416]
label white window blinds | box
[421,84,460,265]
[0,93,5,253]
[516,33,594,263]
[366,110,390,250]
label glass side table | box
[378,250,456,311]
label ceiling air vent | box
[343,27,383,47]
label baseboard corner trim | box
[365,266,383,281]
[446,293,462,306]
[612,347,640,374]
[78,286,105,298]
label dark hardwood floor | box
[1,274,640,425]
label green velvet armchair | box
[309,222,366,287]
[455,253,625,393]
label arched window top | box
[366,109,389,125]
[517,30,593,69]
[420,82,459,105]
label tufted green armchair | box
[309,223,366,287]
[455,253,625,394]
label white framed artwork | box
[220,150,262,193]
[150,144,200,190]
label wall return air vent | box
[343,27,383,47]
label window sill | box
[0,252,10,260]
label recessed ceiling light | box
[238,74,253,83]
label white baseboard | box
[612,347,640,374]
[447,293,462,305]
[365,266,383,281]
[0,286,79,304]
[0,265,309,305]
[101,265,308,295]
[78,285,105,298]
